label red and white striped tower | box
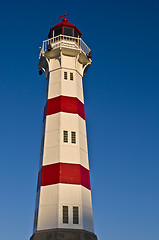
[30,16,98,240]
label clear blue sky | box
[0,0,159,240]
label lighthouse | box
[30,15,98,240]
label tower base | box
[30,228,98,240]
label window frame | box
[63,130,68,143]
[71,131,76,144]
[70,72,73,81]
[64,71,67,80]
[63,206,69,224]
[73,206,79,224]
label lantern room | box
[48,17,82,39]
[39,16,91,67]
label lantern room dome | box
[48,17,82,38]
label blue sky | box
[0,0,159,240]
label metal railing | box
[39,34,90,58]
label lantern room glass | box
[53,27,79,38]
[54,27,62,37]
[63,27,73,36]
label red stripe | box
[46,96,85,120]
[37,163,91,190]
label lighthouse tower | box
[30,16,98,240]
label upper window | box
[63,27,73,36]
[63,131,68,143]
[64,72,67,80]
[70,73,73,81]
[71,131,76,144]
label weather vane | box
[59,12,70,19]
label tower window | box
[63,131,68,143]
[73,206,79,224]
[64,72,67,80]
[63,206,69,224]
[70,72,73,81]
[71,131,76,144]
